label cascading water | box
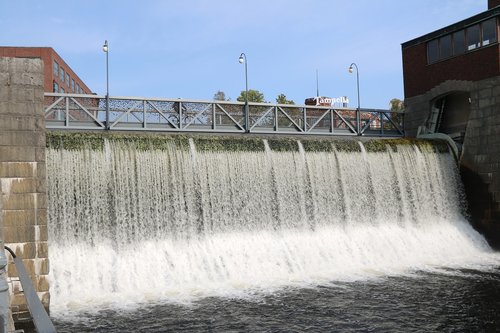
[46,136,497,315]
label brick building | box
[402,0,500,247]
[0,46,92,94]
[402,0,500,138]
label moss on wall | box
[193,136,265,152]
[46,131,451,154]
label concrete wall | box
[0,57,49,322]
[403,80,473,137]
[405,76,500,248]
[460,76,500,248]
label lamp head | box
[103,40,108,53]
[238,53,245,64]
[348,66,353,73]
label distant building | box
[304,96,349,108]
[303,96,384,129]
[0,46,93,94]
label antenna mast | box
[316,69,319,97]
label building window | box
[453,30,466,55]
[482,18,497,46]
[71,79,75,92]
[427,18,499,64]
[466,24,481,50]
[53,82,59,93]
[60,68,65,82]
[76,84,81,94]
[53,61,59,76]
[61,87,65,93]
[439,34,452,59]
[427,39,439,63]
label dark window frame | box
[53,61,59,76]
[466,24,481,51]
[452,30,466,56]
[427,39,439,64]
[481,17,498,46]
[427,17,498,64]
[439,34,453,59]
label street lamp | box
[348,63,361,135]
[103,40,110,130]
[238,52,249,133]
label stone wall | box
[403,80,474,137]
[0,57,49,322]
[461,76,500,248]
[404,76,500,248]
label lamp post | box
[238,52,249,133]
[103,40,110,130]
[348,63,361,135]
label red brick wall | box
[49,49,93,94]
[489,0,500,9]
[403,43,500,98]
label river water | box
[45,137,500,332]
[50,267,500,332]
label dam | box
[45,133,499,328]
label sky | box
[1,0,486,109]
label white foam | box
[46,140,500,315]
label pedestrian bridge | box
[44,93,404,137]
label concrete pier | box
[0,57,49,323]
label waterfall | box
[46,136,495,314]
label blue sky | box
[1,0,486,108]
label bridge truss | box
[44,93,404,137]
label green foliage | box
[300,139,337,152]
[389,98,404,112]
[332,140,362,152]
[276,94,295,105]
[266,138,301,152]
[46,131,105,150]
[46,131,450,155]
[194,136,265,152]
[46,132,190,151]
[389,98,404,125]
[236,89,265,103]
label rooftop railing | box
[44,93,404,137]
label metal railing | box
[44,93,404,137]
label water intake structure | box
[46,133,497,316]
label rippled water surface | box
[52,268,500,332]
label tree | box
[213,90,230,101]
[389,98,404,127]
[276,94,295,105]
[236,89,265,103]
[389,98,404,112]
